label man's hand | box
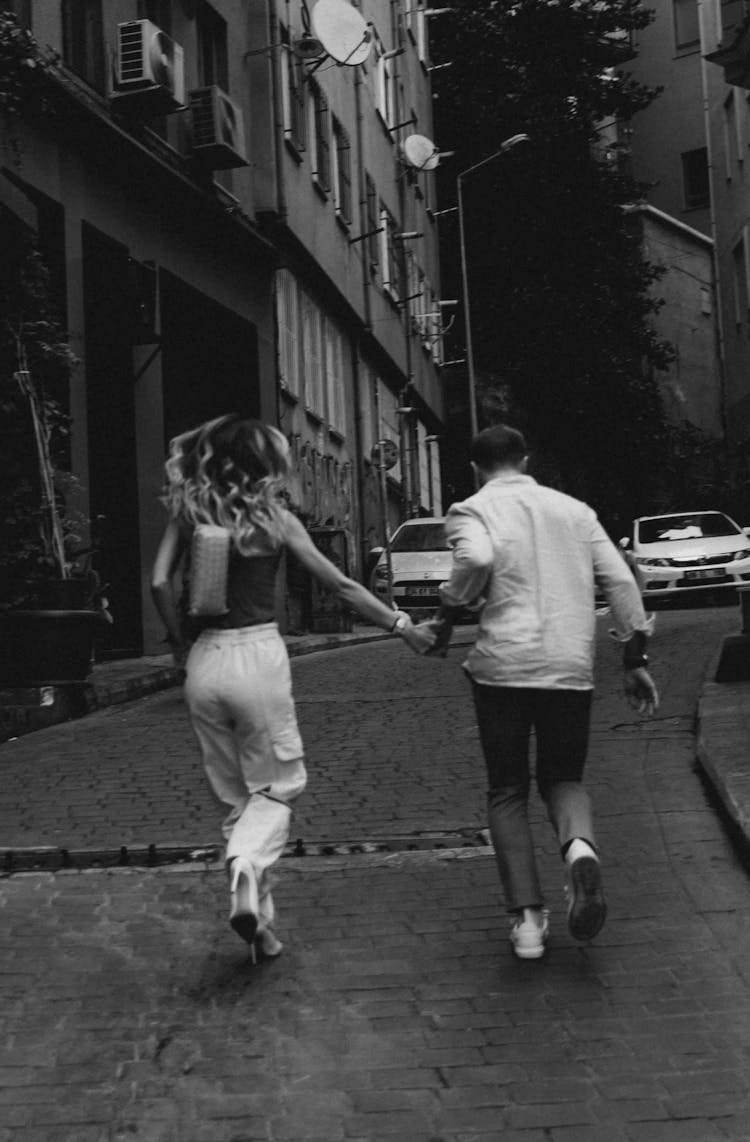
[624,667,659,716]
[400,618,439,655]
[421,617,454,659]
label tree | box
[432,0,675,527]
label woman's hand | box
[168,635,190,669]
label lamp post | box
[457,133,530,440]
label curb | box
[696,642,750,844]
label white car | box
[370,517,452,613]
[620,511,750,599]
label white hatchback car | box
[370,517,452,613]
[620,511,750,599]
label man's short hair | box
[470,424,527,470]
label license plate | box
[405,586,439,596]
[684,568,724,580]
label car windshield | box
[637,513,741,544]
[390,523,449,552]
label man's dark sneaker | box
[566,856,607,942]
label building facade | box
[625,0,750,449]
[1,0,445,654]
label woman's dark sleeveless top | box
[213,549,281,628]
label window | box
[309,79,331,192]
[332,116,352,224]
[278,271,348,430]
[733,232,750,327]
[673,0,700,51]
[405,250,421,330]
[280,23,306,151]
[300,290,325,415]
[375,35,396,128]
[365,173,380,274]
[380,205,405,301]
[324,317,347,435]
[682,147,710,209]
[721,0,746,40]
[277,269,301,397]
[137,0,172,35]
[391,0,405,49]
[62,0,105,91]
[724,91,741,177]
[359,363,376,453]
[197,1,228,89]
[421,280,443,363]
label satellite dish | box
[401,134,440,171]
[293,32,327,61]
[311,0,372,66]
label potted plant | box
[0,227,112,686]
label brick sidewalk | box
[3,604,750,1139]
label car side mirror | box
[619,537,630,549]
[743,527,750,538]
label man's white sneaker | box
[509,909,550,960]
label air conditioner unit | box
[189,86,248,170]
[112,20,186,113]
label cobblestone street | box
[3,605,750,1141]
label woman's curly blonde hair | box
[163,415,292,552]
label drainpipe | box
[374,378,394,606]
[268,3,287,223]
[698,0,730,442]
[352,340,367,579]
[354,65,372,330]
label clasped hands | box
[400,616,454,657]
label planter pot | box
[0,609,103,686]
[20,578,92,609]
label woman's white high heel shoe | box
[227,857,259,945]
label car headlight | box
[732,548,750,562]
[636,557,670,567]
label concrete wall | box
[627,0,711,236]
[636,206,723,434]
[3,1,276,654]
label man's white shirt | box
[439,474,653,689]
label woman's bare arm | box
[150,519,189,662]
[281,511,435,653]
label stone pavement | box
[3,604,750,1140]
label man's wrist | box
[623,630,648,670]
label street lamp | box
[457,133,530,440]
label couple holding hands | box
[152,416,656,962]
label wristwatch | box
[390,611,410,635]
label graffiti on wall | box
[287,434,355,535]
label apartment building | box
[249,0,445,597]
[0,0,445,653]
[626,0,750,445]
